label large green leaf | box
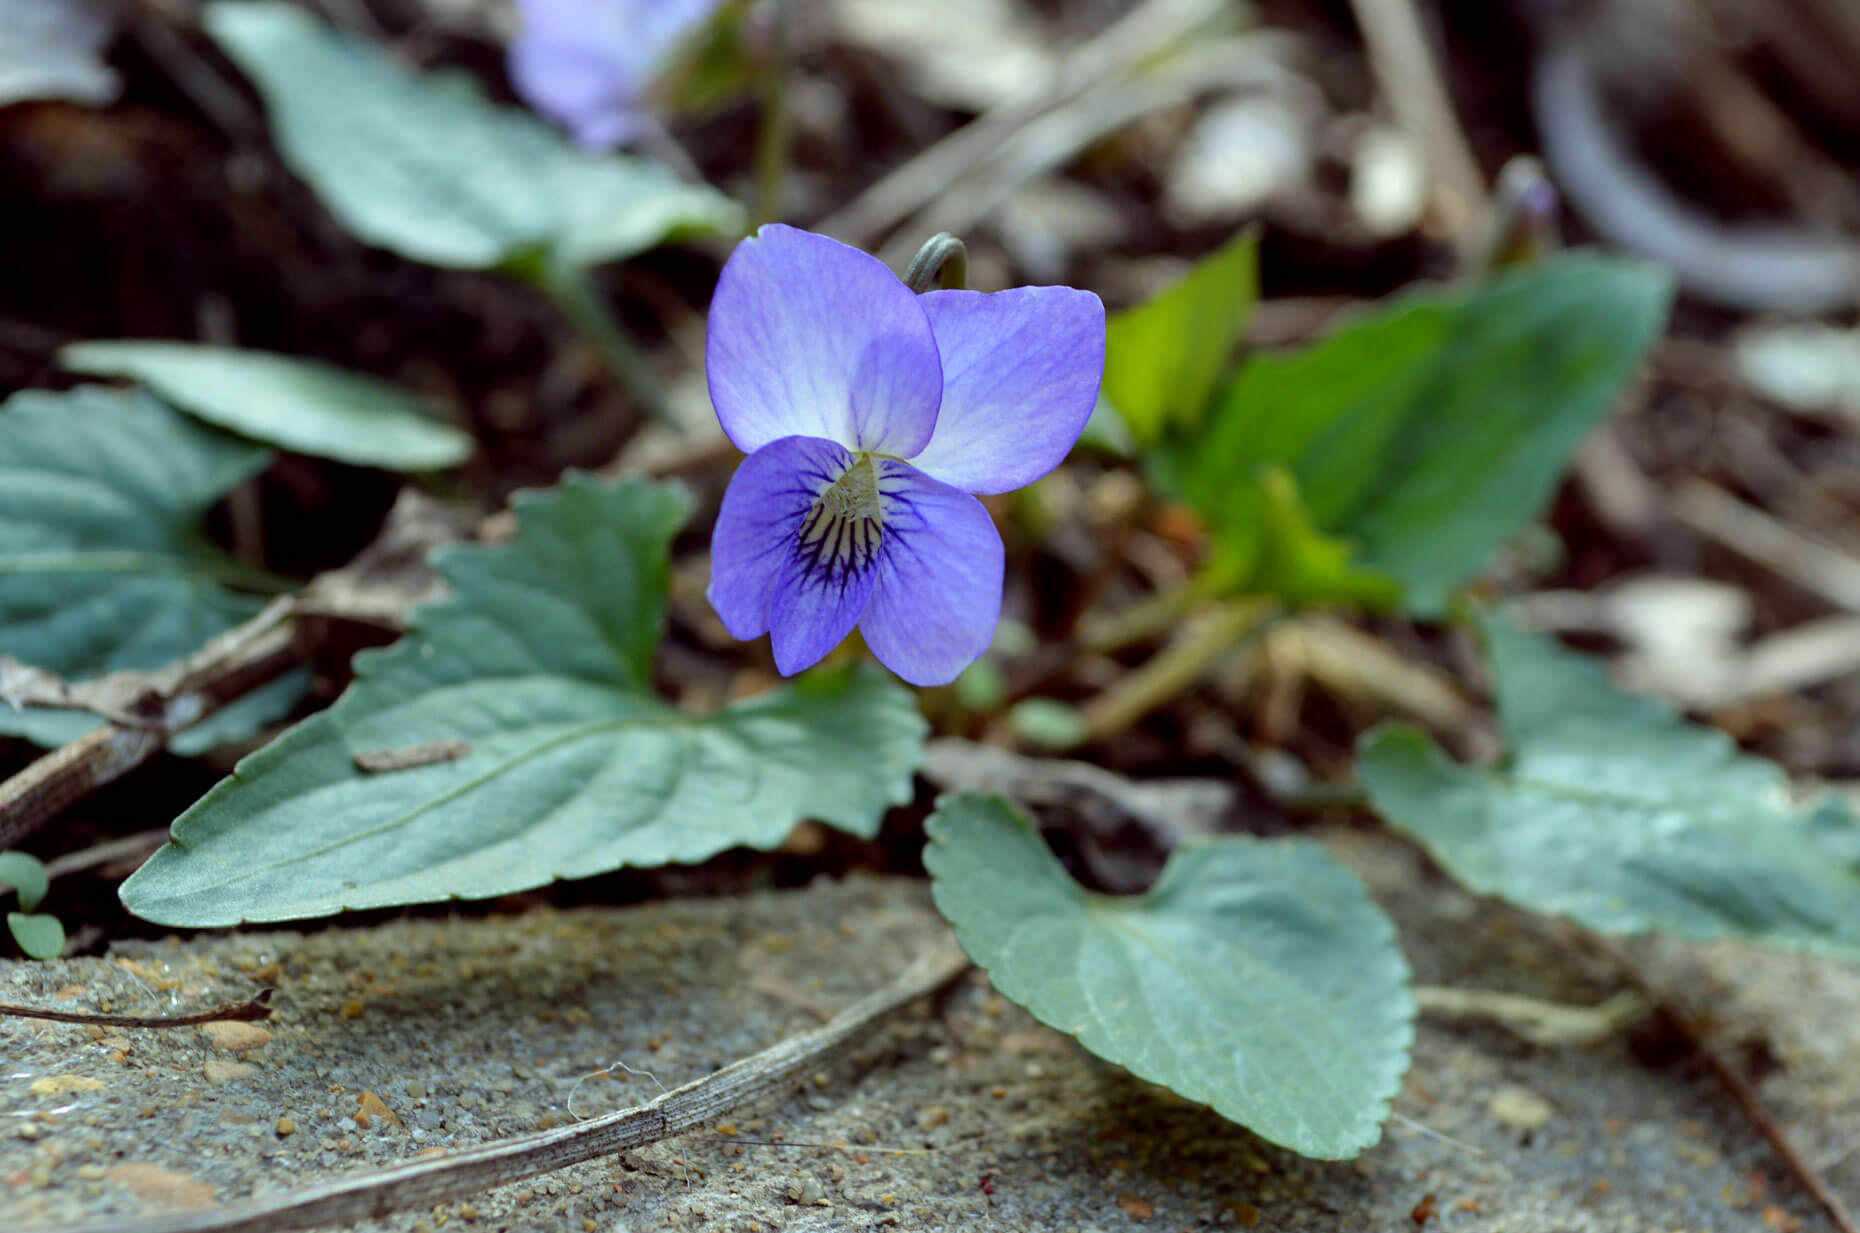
[121,475,926,926]
[0,387,274,744]
[924,794,1414,1159]
[1158,253,1674,613]
[62,342,472,471]
[203,2,742,273]
[1101,229,1258,448]
[1359,613,1860,959]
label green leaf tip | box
[1102,227,1259,448]
[1359,610,1860,959]
[121,474,926,927]
[61,341,473,471]
[924,793,1414,1159]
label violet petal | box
[707,224,943,457]
[708,435,854,641]
[859,461,1004,686]
[907,286,1105,494]
[509,0,723,149]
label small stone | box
[1117,1192,1155,1220]
[458,1203,480,1222]
[916,1106,951,1131]
[1223,1200,1261,1226]
[75,1164,107,1181]
[203,1060,258,1083]
[357,1091,401,1130]
[199,1021,272,1053]
[104,1163,217,1208]
[276,1117,296,1137]
[29,1075,105,1096]
[1488,1084,1555,1131]
[405,1080,429,1100]
[339,1000,365,1019]
[786,1175,826,1204]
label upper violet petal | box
[708,435,854,641]
[859,461,1004,686]
[706,225,943,457]
[908,286,1106,494]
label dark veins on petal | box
[793,454,884,589]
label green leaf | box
[1159,253,1674,613]
[0,386,275,746]
[61,342,472,471]
[203,2,742,273]
[1358,613,1860,959]
[0,667,311,756]
[7,912,64,959]
[0,851,50,912]
[121,475,926,926]
[924,794,1414,1159]
[1102,229,1258,448]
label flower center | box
[796,454,883,582]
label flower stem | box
[902,233,968,293]
[540,262,678,431]
[1075,596,1281,744]
[1077,570,1228,655]
[752,0,791,225]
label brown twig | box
[0,989,274,1030]
[0,602,302,850]
[43,941,971,1233]
[816,0,1223,247]
[1344,0,1488,236]
[1584,936,1858,1233]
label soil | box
[4,832,1855,1232]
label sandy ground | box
[3,829,1855,1232]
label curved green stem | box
[752,0,791,225]
[902,233,968,293]
[540,263,677,431]
[1076,596,1281,744]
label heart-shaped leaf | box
[1359,612,1860,958]
[203,2,741,273]
[924,793,1414,1159]
[62,342,472,471]
[121,475,926,926]
[0,386,276,746]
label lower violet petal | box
[708,435,855,641]
[859,461,1004,686]
[767,457,886,673]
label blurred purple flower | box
[508,0,724,148]
[706,225,1106,686]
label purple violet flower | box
[706,225,1106,686]
[508,0,724,149]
